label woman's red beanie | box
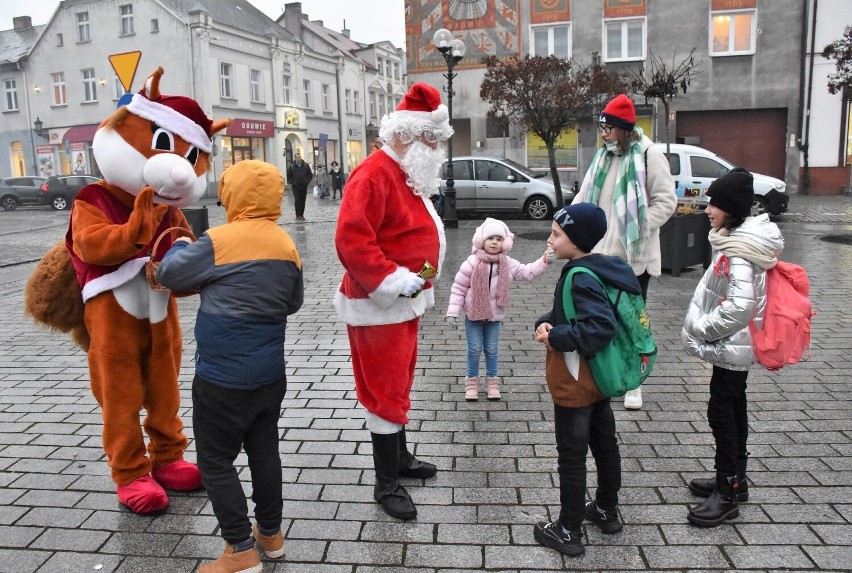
[600,94,636,131]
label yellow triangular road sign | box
[109,51,142,93]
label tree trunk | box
[663,99,672,157]
[547,143,564,210]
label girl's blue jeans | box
[465,318,501,378]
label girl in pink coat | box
[446,218,553,400]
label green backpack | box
[561,267,657,397]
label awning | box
[62,124,101,143]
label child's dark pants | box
[708,366,749,476]
[554,398,621,529]
[193,375,287,544]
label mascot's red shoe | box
[152,459,203,491]
[117,475,170,515]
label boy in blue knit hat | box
[533,203,641,556]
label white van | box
[652,143,789,215]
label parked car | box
[39,175,101,210]
[653,143,788,216]
[434,156,574,220]
[0,176,48,211]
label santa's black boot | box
[371,432,417,520]
[687,475,740,527]
[398,428,438,479]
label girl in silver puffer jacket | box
[680,168,784,528]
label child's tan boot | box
[486,377,501,400]
[465,377,479,401]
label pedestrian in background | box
[315,165,328,198]
[572,94,677,410]
[533,203,632,557]
[681,168,783,527]
[445,217,552,401]
[329,161,345,199]
[287,151,313,221]
[157,160,304,572]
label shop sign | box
[227,119,274,137]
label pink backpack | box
[749,261,814,370]
[716,257,815,371]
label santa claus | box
[334,82,450,520]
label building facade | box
[1,0,404,193]
[405,0,845,194]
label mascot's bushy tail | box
[24,241,90,351]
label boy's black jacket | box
[536,254,641,357]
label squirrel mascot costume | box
[25,67,231,515]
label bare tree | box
[625,49,703,155]
[480,55,625,209]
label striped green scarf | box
[583,128,648,263]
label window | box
[710,10,756,56]
[377,57,384,77]
[220,62,232,98]
[393,62,400,80]
[4,80,18,111]
[302,79,312,108]
[385,59,392,77]
[477,160,512,182]
[250,68,263,103]
[151,18,159,33]
[353,90,360,114]
[369,91,377,120]
[119,5,134,35]
[344,89,352,113]
[378,94,386,118]
[56,33,63,46]
[282,74,291,105]
[690,155,729,179]
[113,75,125,100]
[322,84,330,112]
[532,25,571,58]
[82,68,97,102]
[77,12,90,42]
[52,72,66,105]
[604,18,645,61]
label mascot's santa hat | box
[125,76,214,152]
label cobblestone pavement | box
[0,191,850,572]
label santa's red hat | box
[599,94,636,131]
[394,82,449,125]
[126,74,214,152]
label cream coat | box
[573,135,677,277]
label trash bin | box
[180,206,209,237]
[660,213,711,277]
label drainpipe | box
[20,62,39,176]
[800,0,818,195]
[336,57,345,169]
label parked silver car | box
[436,156,574,220]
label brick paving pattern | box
[0,191,850,571]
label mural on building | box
[530,0,570,25]
[406,0,521,72]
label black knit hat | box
[553,203,608,253]
[706,167,754,219]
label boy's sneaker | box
[584,501,623,533]
[533,521,584,556]
[253,523,285,558]
[198,543,261,573]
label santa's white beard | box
[401,140,446,197]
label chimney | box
[342,19,350,38]
[283,2,303,39]
[13,16,33,30]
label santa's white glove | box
[401,272,426,297]
[446,316,458,326]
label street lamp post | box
[432,28,465,229]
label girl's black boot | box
[687,475,740,527]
